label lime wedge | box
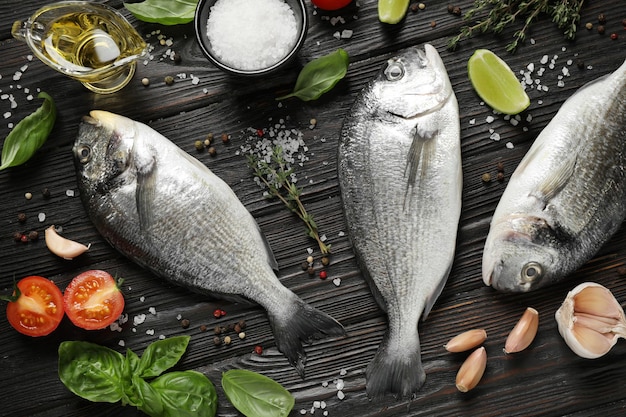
[468,49,530,115]
[378,0,409,24]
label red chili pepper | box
[610,33,619,40]
[256,129,264,137]
[254,345,263,355]
[319,270,328,280]
[20,234,29,243]
[213,309,225,318]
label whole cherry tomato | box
[311,0,352,11]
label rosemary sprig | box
[247,146,331,255]
[448,0,586,53]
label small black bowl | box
[194,0,308,76]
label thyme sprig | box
[448,0,586,53]
[247,146,331,254]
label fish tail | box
[268,299,345,378]
[366,331,425,399]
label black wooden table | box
[1,1,625,416]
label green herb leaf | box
[151,371,218,417]
[222,369,294,417]
[0,92,56,171]
[133,374,165,417]
[277,49,349,101]
[137,335,190,378]
[124,0,199,25]
[58,341,125,403]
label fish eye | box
[384,63,404,81]
[521,262,543,283]
[77,145,92,164]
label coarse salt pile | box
[207,0,298,71]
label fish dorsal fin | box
[529,152,577,206]
[134,153,157,232]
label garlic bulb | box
[555,282,626,359]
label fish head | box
[73,110,137,196]
[482,214,561,292]
[371,43,452,119]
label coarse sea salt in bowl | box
[195,0,308,76]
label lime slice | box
[378,0,409,24]
[468,49,530,115]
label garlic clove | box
[455,346,487,393]
[45,225,91,260]
[504,307,539,354]
[555,282,626,359]
[445,329,487,352]
[573,284,623,318]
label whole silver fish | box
[483,59,626,292]
[73,110,345,376]
[338,44,462,398]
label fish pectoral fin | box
[405,126,437,186]
[530,152,577,206]
[135,156,158,232]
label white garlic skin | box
[555,282,623,359]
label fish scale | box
[483,58,626,293]
[338,44,462,398]
[73,110,345,377]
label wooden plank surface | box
[0,0,625,416]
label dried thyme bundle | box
[448,0,586,53]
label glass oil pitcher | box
[12,1,147,94]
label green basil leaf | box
[137,335,190,378]
[133,374,165,417]
[221,369,294,417]
[124,0,198,25]
[0,92,56,171]
[277,49,349,101]
[58,341,125,403]
[151,371,217,417]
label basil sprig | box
[0,92,56,171]
[58,336,217,417]
[125,0,199,25]
[222,369,294,417]
[277,49,350,101]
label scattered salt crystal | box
[341,29,353,39]
[148,307,157,315]
[526,62,534,72]
[540,55,549,64]
[176,314,182,320]
[320,234,327,242]
[146,329,155,335]
[13,72,22,81]
[110,322,122,332]
[118,340,125,347]
[27,55,33,61]
[307,247,314,255]
[506,142,514,149]
[336,379,345,390]
[140,296,146,302]
[313,401,321,409]
[340,368,347,376]
[133,314,146,326]
[337,391,345,400]
[159,335,166,340]
[338,231,345,237]
[3,112,10,119]
[485,115,495,123]
[65,189,75,197]
[490,132,501,141]
[321,381,329,387]
[469,118,476,125]
[557,80,565,88]
[38,213,46,222]
[333,278,341,286]
[300,410,307,415]
[526,114,533,122]
[333,31,341,40]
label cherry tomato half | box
[63,270,125,330]
[6,276,65,337]
[310,0,352,11]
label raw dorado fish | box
[338,44,462,398]
[483,59,626,292]
[73,110,345,376]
